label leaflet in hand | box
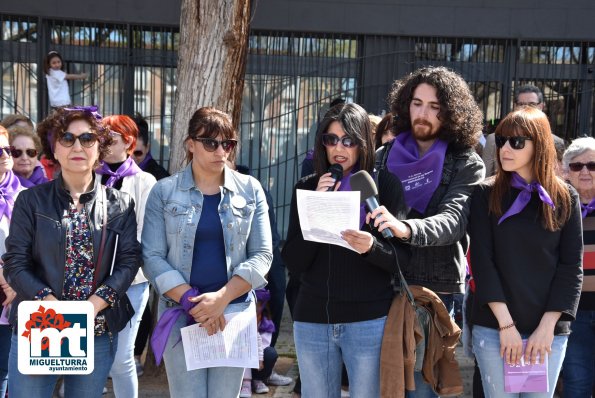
[296,189,360,252]
[504,340,548,393]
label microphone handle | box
[365,196,395,239]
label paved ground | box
[97,300,478,398]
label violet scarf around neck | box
[16,165,48,188]
[96,156,141,187]
[336,167,367,229]
[386,131,448,214]
[151,287,200,366]
[581,198,595,219]
[0,170,22,221]
[498,172,555,225]
[137,151,153,171]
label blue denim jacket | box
[141,164,272,300]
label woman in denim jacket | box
[141,107,272,398]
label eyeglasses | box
[568,162,595,172]
[495,136,532,150]
[192,137,237,153]
[515,102,541,108]
[133,150,144,157]
[58,132,99,148]
[0,146,14,157]
[12,148,38,158]
[321,134,358,148]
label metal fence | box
[1,14,595,236]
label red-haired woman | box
[468,107,583,397]
[97,115,156,398]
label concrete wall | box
[2,0,595,40]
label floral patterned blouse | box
[35,202,117,335]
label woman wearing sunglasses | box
[141,107,272,398]
[282,103,400,398]
[96,115,156,398]
[3,107,140,398]
[468,107,583,397]
[7,126,48,187]
[0,125,25,398]
[560,137,595,397]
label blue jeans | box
[109,282,149,398]
[293,317,386,398]
[8,332,117,398]
[562,310,595,397]
[158,297,251,398]
[0,325,11,398]
[473,325,567,398]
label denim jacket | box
[141,164,272,300]
[376,141,485,293]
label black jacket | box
[3,174,140,325]
[281,174,398,323]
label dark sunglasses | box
[192,137,237,153]
[495,136,532,150]
[12,148,38,158]
[321,134,358,148]
[568,162,595,172]
[133,150,144,157]
[58,132,99,148]
[0,146,14,157]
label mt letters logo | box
[18,301,94,374]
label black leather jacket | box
[3,174,140,325]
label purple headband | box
[63,105,102,121]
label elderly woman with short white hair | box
[561,136,595,397]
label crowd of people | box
[0,54,591,398]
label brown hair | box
[43,51,65,75]
[490,107,571,231]
[36,108,113,165]
[185,107,238,163]
[0,114,34,130]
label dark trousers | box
[253,346,278,381]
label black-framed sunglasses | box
[0,146,14,157]
[568,161,595,172]
[192,137,237,153]
[321,134,358,148]
[12,148,38,158]
[132,150,144,157]
[58,132,99,148]
[495,135,532,150]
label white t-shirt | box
[46,69,71,107]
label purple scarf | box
[16,166,48,188]
[498,172,555,225]
[0,171,22,221]
[336,168,367,229]
[96,156,141,187]
[386,132,448,214]
[254,289,276,334]
[581,198,595,219]
[151,287,200,366]
[137,151,153,171]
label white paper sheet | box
[180,308,259,371]
[296,189,360,251]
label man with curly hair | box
[372,66,485,397]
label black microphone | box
[327,164,343,191]
[350,170,394,239]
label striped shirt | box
[580,212,595,310]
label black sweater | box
[281,174,399,324]
[469,181,583,335]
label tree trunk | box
[169,0,251,173]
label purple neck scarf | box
[137,151,153,171]
[96,156,141,187]
[498,172,555,225]
[16,166,48,188]
[581,198,595,219]
[151,287,200,366]
[336,168,367,229]
[386,132,448,214]
[0,171,22,221]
